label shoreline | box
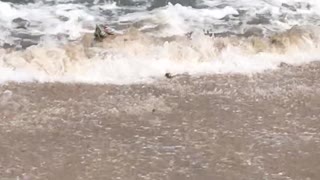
[1,62,320,180]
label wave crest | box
[1,25,320,84]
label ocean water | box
[1,0,320,84]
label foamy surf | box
[1,0,320,84]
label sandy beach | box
[0,62,319,180]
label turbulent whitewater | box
[1,0,320,84]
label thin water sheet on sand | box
[0,62,320,180]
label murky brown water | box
[0,62,320,180]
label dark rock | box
[165,73,174,79]
[12,18,30,29]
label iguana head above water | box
[94,24,117,41]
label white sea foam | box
[1,1,320,84]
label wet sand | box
[0,62,320,180]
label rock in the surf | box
[165,73,174,79]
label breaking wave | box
[1,1,320,84]
[1,25,320,84]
